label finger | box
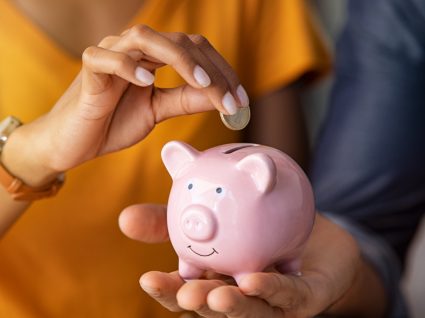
[238,272,312,313]
[81,46,154,97]
[98,35,161,66]
[112,26,238,115]
[177,279,227,317]
[164,32,239,115]
[120,28,130,36]
[98,35,120,49]
[140,271,184,312]
[118,204,169,243]
[189,34,250,108]
[111,25,202,87]
[152,85,215,122]
[207,286,280,318]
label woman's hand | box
[3,25,248,186]
[119,205,388,317]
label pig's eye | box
[216,187,223,194]
[188,183,193,190]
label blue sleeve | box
[311,0,425,316]
[311,0,425,266]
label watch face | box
[0,116,22,151]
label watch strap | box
[0,115,65,201]
[0,162,64,201]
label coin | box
[219,106,251,130]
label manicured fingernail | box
[222,91,237,115]
[193,65,211,87]
[135,66,155,85]
[236,85,250,107]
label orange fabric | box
[0,0,330,317]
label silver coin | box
[219,106,251,130]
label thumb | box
[153,85,216,123]
[119,203,169,243]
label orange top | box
[0,0,330,317]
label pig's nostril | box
[181,205,217,242]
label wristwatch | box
[0,116,64,201]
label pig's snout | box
[181,205,217,241]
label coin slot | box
[223,145,255,154]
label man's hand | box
[119,206,387,317]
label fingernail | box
[243,289,260,296]
[222,91,237,115]
[135,66,155,85]
[140,283,161,297]
[179,314,197,318]
[193,65,211,87]
[236,85,250,107]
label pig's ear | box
[236,153,276,193]
[161,141,199,179]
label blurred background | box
[306,1,425,317]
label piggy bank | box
[162,141,315,284]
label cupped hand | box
[119,205,365,318]
[5,25,248,185]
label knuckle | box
[173,48,193,66]
[82,46,98,64]
[129,24,153,38]
[190,34,208,46]
[114,54,132,70]
[98,35,116,48]
[120,28,130,36]
[173,32,191,47]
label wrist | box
[1,121,62,188]
[324,257,388,318]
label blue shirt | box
[311,0,425,316]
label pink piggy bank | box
[162,141,315,284]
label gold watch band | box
[0,116,65,201]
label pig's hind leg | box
[179,259,204,281]
[275,258,302,277]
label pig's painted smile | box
[187,245,218,257]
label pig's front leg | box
[179,259,204,281]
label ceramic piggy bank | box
[162,141,315,284]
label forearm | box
[319,213,406,318]
[0,187,30,236]
[324,256,388,317]
[299,214,388,317]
